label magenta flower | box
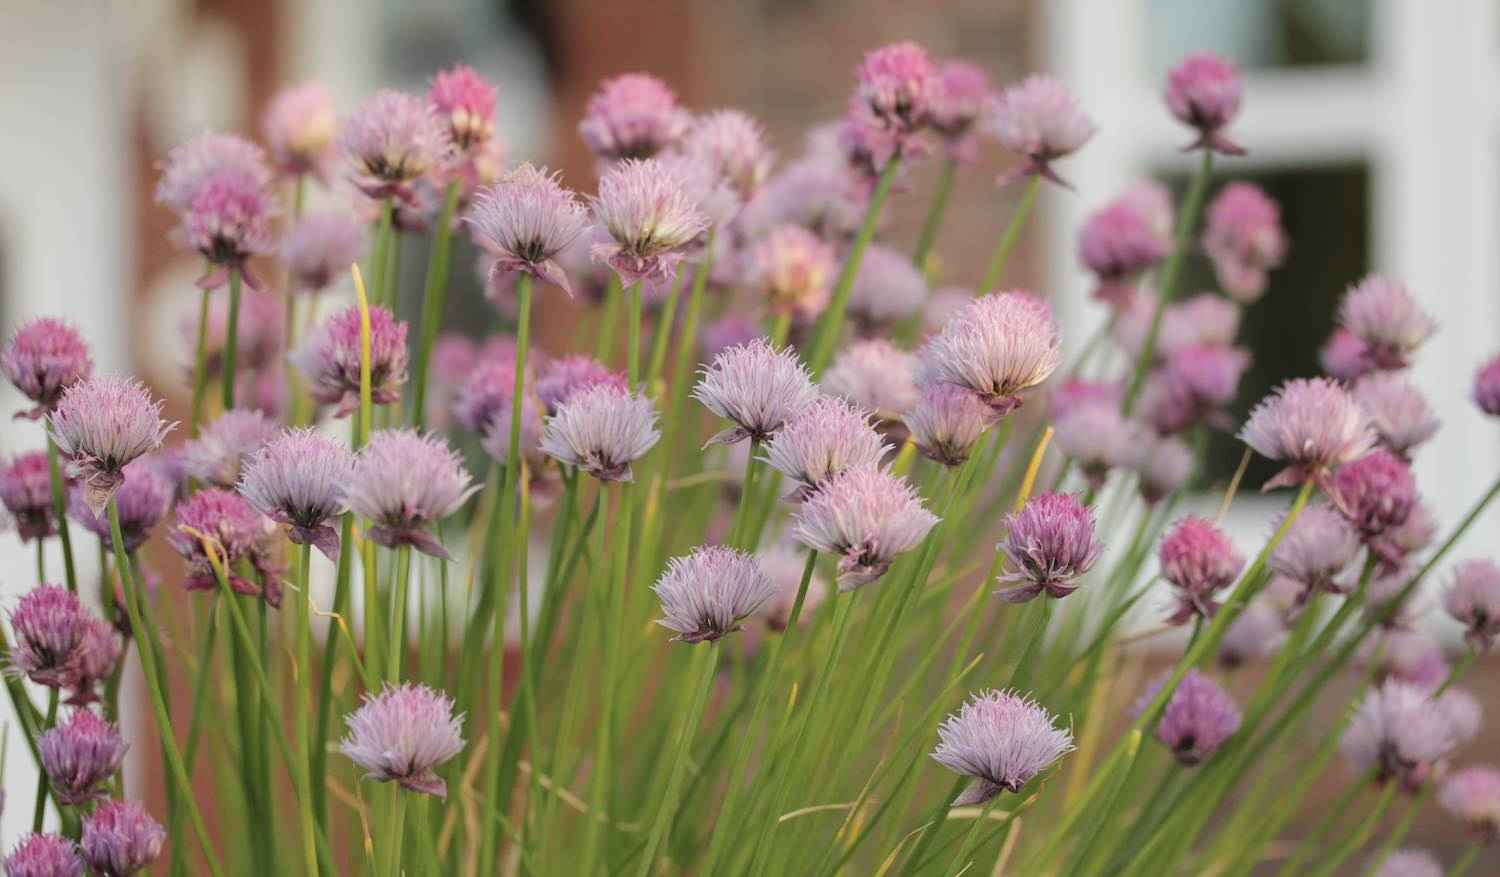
[1474,353,1500,416]
[1135,669,1242,765]
[849,243,929,329]
[1342,679,1467,788]
[1132,433,1194,505]
[181,166,276,286]
[282,211,363,294]
[38,709,127,806]
[932,689,1073,804]
[3,834,84,877]
[262,82,337,180]
[81,800,165,877]
[1,451,61,542]
[652,545,776,643]
[154,133,271,214]
[822,339,919,423]
[1164,53,1245,155]
[1445,559,1500,652]
[1338,276,1436,370]
[1238,377,1376,491]
[1078,198,1171,306]
[1439,765,1500,842]
[539,384,660,482]
[535,355,626,417]
[987,75,1095,187]
[694,338,818,446]
[1322,327,1376,383]
[339,90,452,202]
[428,64,497,151]
[1201,182,1287,303]
[69,458,172,554]
[920,291,1061,415]
[752,224,836,323]
[791,467,938,589]
[855,41,937,135]
[590,158,710,284]
[578,73,690,162]
[2,317,93,419]
[181,409,278,489]
[929,61,993,162]
[62,618,121,708]
[1052,402,1148,489]
[754,544,830,631]
[996,492,1101,602]
[169,488,281,604]
[1352,373,1439,458]
[47,376,173,514]
[684,110,774,200]
[1269,502,1360,602]
[239,428,355,562]
[346,430,477,559]
[1143,344,1250,434]
[7,584,90,688]
[1332,449,1417,550]
[291,304,409,417]
[467,163,590,294]
[903,383,996,468]
[763,395,889,499]
[1159,517,1244,624]
[340,683,465,797]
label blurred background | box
[1,0,1498,869]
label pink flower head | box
[7,584,91,688]
[1050,378,1123,421]
[1338,276,1436,370]
[239,428,355,562]
[467,163,590,294]
[63,618,122,707]
[1202,182,1287,303]
[684,110,774,200]
[154,133,271,214]
[1135,669,1242,765]
[929,61,993,161]
[181,409,278,489]
[182,168,277,279]
[81,800,165,877]
[282,211,363,293]
[1372,851,1441,877]
[694,338,818,446]
[1238,377,1376,491]
[653,545,776,643]
[1342,680,1468,788]
[763,395,889,500]
[1218,600,1285,669]
[792,467,938,590]
[1164,53,1245,155]
[38,709,127,805]
[920,291,1061,415]
[738,153,868,241]
[1269,502,1360,602]
[1052,402,1148,489]
[535,355,626,417]
[579,73,690,162]
[590,158,710,284]
[2,317,93,419]
[1322,327,1376,383]
[1439,765,1500,842]
[698,315,760,364]
[428,64,497,151]
[68,458,171,555]
[752,224,836,323]
[2,451,61,542]
[987,75,1096,187]
[339,90,452,202]
[262,82,338,180]
[1473,353,1500,416]
[904,382,996,467]
[48,376,174,514]
[1078,199,1172,306]
[478,394,545,472]
[1144,344,1250,434]
[169,488,281,604]
[754,544,830,631]
[3,834,83,877]
[849,243,928,328]
[291,304,409,417]
[932,689,1073,804]
[540,384,660,482]
[822,339,919,423]
[1352,373,1439,458]
[452,358,524,435]
[1133,433,1194,505]
[1159,516,1244,624]
[855,41,937,135]
[997,492,1101,602]
[658,148,742,232]
[1332,449,1417,550]
[1445,558,1500,652]
[341,682,465,797]
[347,430,477,558]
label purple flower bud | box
[47,376,173,515]
[932,689,1073,804]
[339,90,452,202]
[291,304,409,417]
[346,430,476,559]
[1332,450,1417,549]
[929,61,993,161]
[539,385,660,483]
[920,291,1061,415]
[1078,199,1171,306]
[1321,327,1376,383]
[822,340,919,423]
[1218,600,1285,669]
[80,800,165,877]
[2,451,62,542]
[1133,433,1194,505]
[1238,377,1376,491]
[181,409,278,489]
[535,356,626,418]
[154,133,271,214]
[38,710,127,805]
[239,428,355,562]
[68,458,172,555]
[1269,502,1360,602]
[1159,517,1244,624]
[1134,669,1242,765]
[753,544,829,631]
[855,41,937,135]
[1371,850,1441,877]
[1352,373,1439,459]
[262,82,337,180]
[1201,183,1287,303]
[752,225,836,323]
[282,211,363,294]
[7,584,91,688]
[1439,765,1500,843]
[987,75,1095,187]
[428,65,497,152]
[1445,559,1500,652]
[3,834,83,877]
[683,110,774,200]
[1343,680,1469,789]
[2,318,93,419]
[590,158,710,284]
[1052,402,1148,489]
[763,395,889,499]
[791,467,938,590]
[579,73,690,162]
[904,383,997,468]
[652,545,775,643]
[1164,53,1244,155]
[340,682,465,797]
[996,492,1101,602]
[1338,276,1436,370]
[467,163,590,294]
[169,488,281,604]
[694,338,818,446]
[849,243,928,329]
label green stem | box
[189,289,211,437]
[220,266,242,411]
[912,157,957,270]
[1448,844,1482,877]
[634,641,721,877]
[30,688,57,832]
[292,543,321,875]
[626,279,643,391]
[386,546,411,681]
[978,175,1041,292]
[43,439,77,592]
[410,180,462,431]
[595,274,622,362]
[312,513,354,829]
[646,269,686,388]
[1307,782,1397,877]
[898,779,964,876]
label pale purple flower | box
[180,409,277,489]
[428,64,497,152]
[168,488,281,604]
[754,544,829,631]
[3,834,83,877]
[1342,680,1465,788]
[737,154,868,242]
[1164,53,1244,155]
[1052,402,1147,489]
[1202,182,1287,303]
[578,73,690,162]
[1050,379,1123,421]
[763,395,889,499]
[452,359,524,435]
[791,467,938,589]
[1338,276,1436,370]
[929,61,993,161]
[47,376,174,514]
[1,451,60,542]
[62,618,121,708]
[855,41,937,135]
[822,340,919,423]
[1445,559,1500,652]
[1134,669,1241,765]
[38,710,127,805]
[1161,293,1242,356]
[291,304,409,417]
[1143,344,1250,434]
[182,169,277,280]
[752,225,836,323]
[932,689,1074,804]
[1078,199,1171,306]
[1159,517,1244,624]
[1238,377,1376,491]
[849,243,928,328]
[1332,450,1417,549]
[238,428,355,562]
[154,133,271,214]
[2,317,93,419]
[539,384,660,482]
[920,292,1061,415]
[987,75,1095,187]
[479,394,545,472]
[346,430,477,559]
[1322,327,1376,383]
[466,163,590,294]
[590,158,711,284]
[535,355,626,417]
[694,338,817,446]
[339,90,452,202]
[1269,502,1360,601]
[698,315,760,364]
[1439,765,1500,842]
[340,683,465,797]
[68,458,172,554]
[1387,499,1438,564]
[80,800,165,877]
[1474,353,1500,416]
[7,585,90,688]
[263,82,337,179]
[652,545,775,643]
[282,211,363,293]
[1218,600,1285,669]
[904,383,996,468]
[683,110,774,200]
[1351,373,1439,459]
[1132,433,1194,505]
[1365,629,1448,693]
[996,492,1101,602]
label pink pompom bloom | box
[1321,327,1376,383]
[792,467,938,590]
[1342,679,1469,788]
[1439,765,1500,842]
[752,224,836,323]
[754,544,830,631]
[169,488,282,604]
[1135,669,1242,765]
[3,834,84,877]
[181,409,278,489]
[684,110,774,200]
[535,355,626,417]
[339,90,452,202]
[1164,53,1245,155]
[987,75,1096,187]
[428,64,497,152]
[262,82,338,180]
[239,428,355,562]
[38,709,127,805]
[154,133,272,214]
[2,451,62,542]
[694,338,818,446]
[929,61,993,161]
[1201,182,1287,303]
[7,584,92,688]
[579,73,690,162]
[849,243,928,329]
[996,492,1101,602]
[1159,517,1244,624]
[2,317,93,419]
[1052,402,1148,489]
[81,800,165,877]
[282,211,363,294]
[1331,449,1417,551]
[920,291,1061,415]
[291,304,409,417]
[61,618,122,708]
[346,430,477,559]
[1352,373,1439,458]
[653,545,776,643]
[590,158,711,284]
[1269,502,1360,602]
[69,458,172,554]
[47,376,174,514]
[1050,378,1123,421]
[932,689,1074,804]
[1218,600,1286,668]
[763,395,889,500]
[540,384,660,483]
[904,382,996,468]
[340,683,465,798]
[855,41,937,135]
[1445,559,1500,651]
[466,163,590,294]
[1238,377,1376,491]
[1338,276,1436,370]
[1078,199,1171,306]
[181,168,277,285]
[1142,344,1250,434]
[452,359,525,435]
[822,340,919,423]
[1132,433,1194,505]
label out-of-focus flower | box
[1164,53,1244,155]
[1134,669,1242,765]
[1352,373,1439,458]
[341,683,465,797]
[239,428,355,562]
[1142,343,1250,434]
[1219,600,1285,669]
[1052,402,1147,489]
[1332,450,1417,552]
[282,211,363,294]
[539,384,660,483]
[38,709,127,805]
[1321,327,1375,383]
[80,800,165,877]
[848,243,928,329]
[291,304,409,417]
[262,82,337,180]
[1268,502,1360,603]
[466,163,590,294]
[169,488,281,604]
[1439,765,1500,843]
[1132,433,1194,505]
[929,61,993,162]
[920,292,1061,415]
[1159,517,1244,624]
[683,110,774,200]
[339,90,452,203]
[1474,352,1500,416]
[932,689,1073,804]
[182,170,276,287]
[792,467,938,589]
[535,356,626,418]
[2,317,93,420]
[48,376,174,514]
[694,338,817,446]
[822,339,919,423]
[753,544,830,631]
[3,833,84,877]
[1371,850,1441,877]
[1445,559,1500,652]
[752,225,836,323]
[68,458,171,554]
[346,430,477,558]
[1342,680,1467,788]
[1,451,62,542]
[154,133,271,215]
[181,289,285,381]
[1239,377,1376,491]
[180,409,277,489]
[1338,276,1436,370]
[763,395,888,500]
[1201,182,1286,303]
[855,41,936,135]
[428,64,497,152]
[653,546,775,643]
[904,382,996,467]
[1078,197,1171,306]
[996,492,1101,602]
[987,75,1095,187]
[579,73,690,162]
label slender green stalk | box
[635,641,721,877]
[291,543,321,875]
[368,198,394,314]
[383,790,409,877]
[386,546,412,680]
[1363,779,1436,876]
[410,180,462,431]
[1307,782,1397,877]
[1449,844,1482,877]
[646,269,686,388]
[897,778,964,876]
[978,175,1041,292]
[912,157,958,270]
[595,274,623,361]
[30,688,57,831]
[220,267,242,411]
[626,279,643,390]
[312,513,354,828]
[43,439,77,592]
[189,289,211,436]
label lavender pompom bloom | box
[1135,670,1242,765]
[1269,502,1360,601]
[154,133,271,214]
[1159,517,1244,624]
[1439,765,1500,842]
[1322,327,1376,383]
[1078,198,1171,306]
[540,385,660,483]
[1342,680,1466,788]
[849,244,928,329]
[63,619,121,708]
[169,489,281,604]
[904,383,996,467]
[292,304,409,417]
[1219,600,1285,669]
[590,158,710,284]
[1164,53,1245,155]
[652,546,776,643]
[3,834,83,877]
[855,41,937,135]
[694,338,817,446]
[1145,344,1250,434]
[1133,434,1193,505]
[684,110,774,200]
[1202,182,1287,303]
[467,164,590,294]
[1474,353,1500,416]
[579,73,690,162]
[47,376,173,515]
[1372,850,1442,877]
[80,800,165,877]
[239,429,355,562]
[1332,449,1416,547]
[996,492,1101,603]
[339,90,451,201]
[452,359,524,435]
[1352,373,1439,458]
[347,430,476,559]
[262,82,337,179]
[792,468,938,590]
[920,292,1061,415]
[1338,276,1436,370]
[183,170,276,277]
[822,340,919,423]
[2,317,93,419]
[2,451,60,542]
[752,225,836,323]
[428,64,497,152]
[929,61,993,161]
[38,710,127,805]
[181,409,277,489]
[763,396,889,499]
[932,689,1074,805]
[1051,402,1147,489]
[754,544,829,631]
[340,683,465,797]
[282,211,363,294]
[987,75,1095,187]
[1445,559,1500,652]
[1238,377,1375,491]
[535,356,626,417]
[68,458,172,554]
[7,585,90,688]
